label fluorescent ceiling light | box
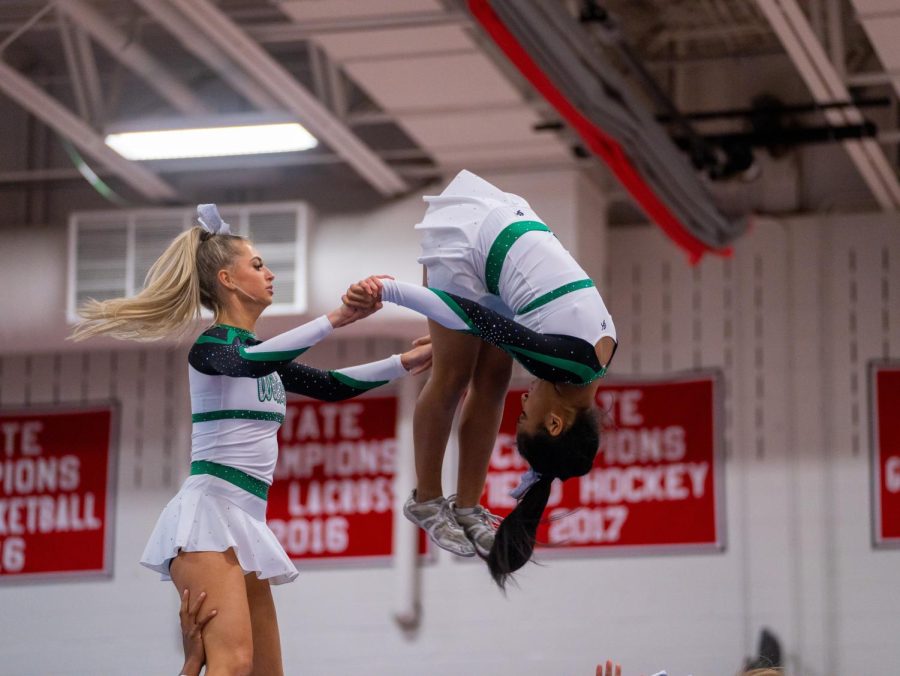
[105,122,318,160]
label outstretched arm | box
[348,278,606,385]
[189,304,378,378]
[277,340,431,401]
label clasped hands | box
[337,275,431,376]
[342,274,392,311]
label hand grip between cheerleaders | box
[343,275,393,309]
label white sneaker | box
[403,491,475,557]
[452,502,500,558]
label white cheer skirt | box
[415,170,529,319]
[140,474,298,586]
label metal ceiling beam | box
[54,0,209,116]
[56,10,104,126]
[56,11,90,121]
[755,0,900,211]
[167,0,408,196]
[850,1,900,100]
[245,11,470,43]
[0,2,54,54]
[825,0,845,80]
[846,70,900,87]
[71,17,104,125]
[130,0,282,113]
[0,59,177,200]
[0,10,471,40]
[0,146,436,185]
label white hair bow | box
[196,204,231,235]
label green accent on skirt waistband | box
[516,279,595,315]
[190,460,269,500]
[191,409,285,424]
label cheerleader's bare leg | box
[244,573,284,676]
[412,318,480,502]
[170,548,257,676]
[455,341,513,508]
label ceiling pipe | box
[0,59,177,200]
[54,0,209,116]
[165,0,409,196]
[754,0,900,210]
[130,0,283,113]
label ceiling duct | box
[468,0,748,262]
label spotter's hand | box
[400,335,433,375]
[179,589,217,676]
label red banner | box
[269,396,423,563]
[872,363,900,547]
[481,374,723,553]
[0,406,115,581]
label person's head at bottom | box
[486,380,599,589]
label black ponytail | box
[487,473,554,589]
[486,408,600,589]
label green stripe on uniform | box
[485,220,551,295]
[191,409,285,424]
[429,288,480,335]
[195,333,231,345]
[238,345,307,362]
[516,279,596,315]
[502,344,602,384]
[190,460,268,500]
[330,371,389,391]
[196,326,255,346]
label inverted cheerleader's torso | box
[415,169,616,347]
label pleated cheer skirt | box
[140,474,298,586]
[415,170,526,319]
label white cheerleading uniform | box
[416,170,615,348]
[140,319,409,585]
[386,170,617,385]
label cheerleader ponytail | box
[486,408,601,589]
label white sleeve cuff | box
[333,353,408,383]
[243,315,333,356]
[381,280,469,331]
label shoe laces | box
[449,496,501,529]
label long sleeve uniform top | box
[187,317,408,484]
